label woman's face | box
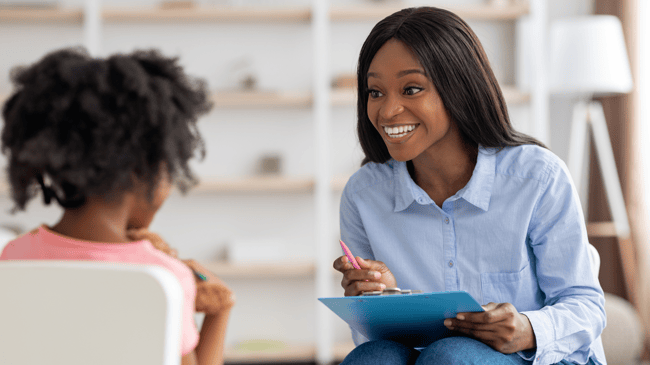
[366,38,459,162]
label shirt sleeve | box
[521,159,606,365]
[339,182,375,346]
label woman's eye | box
[368,89,383,99]
[404,87,423,96]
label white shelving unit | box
[0,1,548,363]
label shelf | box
[501,86,531,104]
[0,3,529,23]
[0,7,83,23]
[203,261,316,279]
[103,6,311,23]
[211,86,528,109]
[330,3,530,21]
[224,341,354,363]
[189,175,349,194]
[211,91,311,109]
[0,176,349,198]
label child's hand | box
[443,302,536,354]
[333,256,397,296]
[183,259,235,314]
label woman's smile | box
[382,123,419,142]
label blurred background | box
[0,0,648,364]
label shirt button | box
[448,260,454,267]
[418,198,425,204]
[444,217,450,224]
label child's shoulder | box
[0,227,39,259]
[141,242,195,286]
[494,144,565,183]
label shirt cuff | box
[519,310,555,364]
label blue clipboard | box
[318,291,484,348]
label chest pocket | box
[480,263,541,312]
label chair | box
[0,260,184,365]
[586,243,645,365]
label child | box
[333,7,605,365]
[0,47,229,365]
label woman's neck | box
[409,142,478,207]
[51,195,135,243]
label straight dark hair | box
[357,7,545,165]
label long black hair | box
[1,47,212,211]
[357,7,544,165]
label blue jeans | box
[339,337,597,365]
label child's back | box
[0,47,216,365]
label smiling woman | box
[332,6,607,365]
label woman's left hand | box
[443,302,536,354]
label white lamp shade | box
[550,15,633,95]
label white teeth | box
[383,125,416,138]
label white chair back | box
[0,260,183,365]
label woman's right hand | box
[333,256,397,296]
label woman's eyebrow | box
[397,69,426,77]
[367,69,426,79]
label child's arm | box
[127,229,235,365]
[181,352,197,365]
[183,259,235,365]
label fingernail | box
[374,272,381,279]
[444,319,451,327]
[457,314,465,321]
[379,284,386,289]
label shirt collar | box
[392,146,496,212]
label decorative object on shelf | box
[232,339,288,354]
[159,0,196,9]
[257,153,282,175]
[226,56,258,92]
[549,15,636,303]
[0,0,57,8]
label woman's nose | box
[379,94,404,120]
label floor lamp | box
[550,16,636,303]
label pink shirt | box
[0,225,199,356]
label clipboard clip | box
[360,288,423,296]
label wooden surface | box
[331,2,530,21]
[0,3,530,23]
[203,261,315,279]
[0,7,83,22]
[103,6,311,23]
[224,341,354,363]
[189,175,349,194]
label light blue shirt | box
[340,145,606,365]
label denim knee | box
[340,340,420,365]
[415,336,530,365]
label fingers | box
[333,255,353,272]
[333,255,387,296]
[443,302,533,354]
[458,302,511,324]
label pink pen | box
[340,240,361,269]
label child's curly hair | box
[1,47,212,211]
